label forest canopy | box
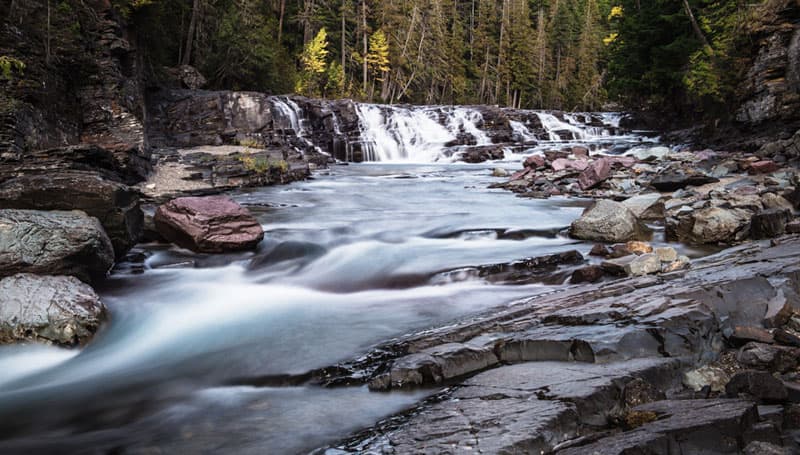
[4,0,765,113]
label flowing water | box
[0,107,666,454]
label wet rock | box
[622,193,665,220]
[762,192,794,211]
[737,342,799,373]
[662,255,691,273]
[750,160,781,174]
[631,146,669,161]
[551,158,588,172]
[0,209,114,283]
[622,378,666,408]
[651,173,719,192]
[570,200,652,243]
[787,220,800,234]
[751,208,792,239]
[726,370,788,402]
[0,274,106,345]
[491,167,509,177]
[601,255,637,275]
[559,399,759,455]
[571,265,604,283]
[626,253,661,276]
[589,243,611,257]
[154,196,264,253]
[0,171,142,257]
[460,145,505,163]
[578,157,611,190]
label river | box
[0,110,674,454]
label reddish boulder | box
[578,158,611,190]
[154,196,264,253]
[749,160,780,174]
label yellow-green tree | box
[296,27,330,97]
[366,29,390,100]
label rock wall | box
[0,0,148,178]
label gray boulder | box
[570,199,652,242]
[0,274,106,345]
[0,171,142,257]
[0,209,114,283]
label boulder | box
[625,253,661,276]
[524,154,546,169]
[622,193,665,220]
[578,158,611,190]
[0,274,106,345]
[631,146,669,161]
[570,200,652,242]
[651,173,719,192]
[0,171,142,257]
[154,196,264,253]
[0,209,114,283]
[571,265,604,283]
[654,247,678,263]
[689,207,752,244]
[491,167,509,177]
[626,241,653,255]
[751,208,792,239]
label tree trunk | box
[362,0,368,95]
[341,0,346,93]
[182,0,201,66]
[682,0,710,47]
[278,0,286,43]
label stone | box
[654,247,678,263]
[632,146,669,161]
[524,154,546,169]
[662,255,691,273]
[571,146,589,158]
[571,265,604,283]
[744,441,791,455]
[684,365,731,393]
[559,399,759,455]
[0,274,106,345]
[0,209,114,283]
[154,196,264,253]
[0,171,142,257]
[729,326,775,346]
[570,200,652,243]
[651,173,719,192]
[601,255,637,275]
[787,220,800,234]
[622,193,665,220]
[491,167,509,177]
[764,289,795,328]
[589,243,611,257]
[690,207,753,244]
[774,329,800,347]
[626,241,653,255]
[622,378,666,408]
[551,158,589,172]
[737,342,800,373]
[625,253,661,276]
[578,157,611,190]
[761,193,794,211]
[726,371,788,402]
[750,160,781,174]
[751,208,792,239]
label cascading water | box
[534,112,593,141]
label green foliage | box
[239,151,289,175]
[0,56,25,80]
[296,28,330,97]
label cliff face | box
[734,0,800,133]
[0,0,148,181]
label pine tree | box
[296,27,330,97]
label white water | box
[535,112,593,141]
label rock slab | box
[570,199,652,242]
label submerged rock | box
[0,274,106,345]
[0,209,114,283]
[570,199,652,242]
[154,196,264,253]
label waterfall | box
[509,121,537,143]
[534,112,593,141]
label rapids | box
[0,108,669,454]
